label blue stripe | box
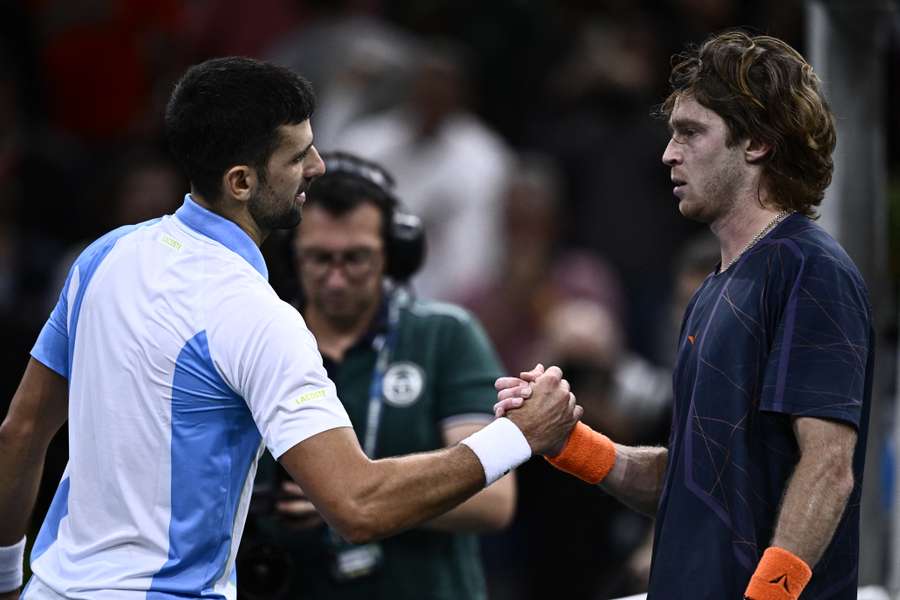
[148,331,261,599]
[31,477,70,561]
[174,195,268,280]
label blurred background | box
[0,0,898,597]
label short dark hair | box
[165,57,315,201]
[303,152,396,241]
[659,31,836,217]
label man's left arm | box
[0,359,69,599]
[421,420,516,533]
[744,416,857,600]
[771,416,857,564]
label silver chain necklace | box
[720,210,792,273]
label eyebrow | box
[668,118,706,133]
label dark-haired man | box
[0,57,578,599]
[497,31,873,600]
[245,152,513,600]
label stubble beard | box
[249,181,303,231]
[682,158,743,225]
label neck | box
[710,201,783,271]
[304,296,382,362]
[190,190,267,247]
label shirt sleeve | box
[759,253,872,428]
[209,291,352,458]
[30,265,76,378]
[433,308,505,424]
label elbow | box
[0,418,37,456]
[326,498,386,545]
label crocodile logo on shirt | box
[382,362,425,407]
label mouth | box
[295,190,307,204]
[671,177,686,197]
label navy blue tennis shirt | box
[648,214,873,599]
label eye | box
[672,128,697,144]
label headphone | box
[314,152,426,283]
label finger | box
[573,404,584,421]
[277,499,319,517]
[494,397,524,415]
[495,376,526,391]
[281,480,304,496]
[519,363,545,381]
[567,392,576,412]
[497,385,531,402]
[536,365,562,385]
[560,378,570,395]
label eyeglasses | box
[297,247,382,280]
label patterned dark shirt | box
[648,214,873,599]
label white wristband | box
[460,417,532,486]
[0,536,25,593]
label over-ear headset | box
[315,152,426,283]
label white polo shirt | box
[24,196,352,599]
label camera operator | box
[239,152,515,600]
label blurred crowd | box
[1,0,898,598]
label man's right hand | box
[503,366,581,457]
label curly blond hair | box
[660,31,836,217]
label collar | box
[174,194,268,280]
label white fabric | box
[460,417,532,486]
[25,199,351,599]
[0,536,25,592]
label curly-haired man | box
[497,31,873,600]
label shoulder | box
[72,218,163,268]
[766,215,866,290]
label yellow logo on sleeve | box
[295,389,327,405]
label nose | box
[323,265,350,288]
[305,146,326,178]
[662,137,681,167]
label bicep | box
[2,358,68,442]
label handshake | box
[494,363,617,485]
[491,363,581,458]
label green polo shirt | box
[248,298,504,600]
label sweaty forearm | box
[770,452,854,566]
[600,445,668,517]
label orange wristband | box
[545,422,616,484]
[744,547,812,600]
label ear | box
[222,165,259,203]
[743,138,771,164]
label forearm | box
[600,445,668,517]
[422,471,515,533]
[334,444,486,542]
[0,421,49,545]
[770,453,854,565]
